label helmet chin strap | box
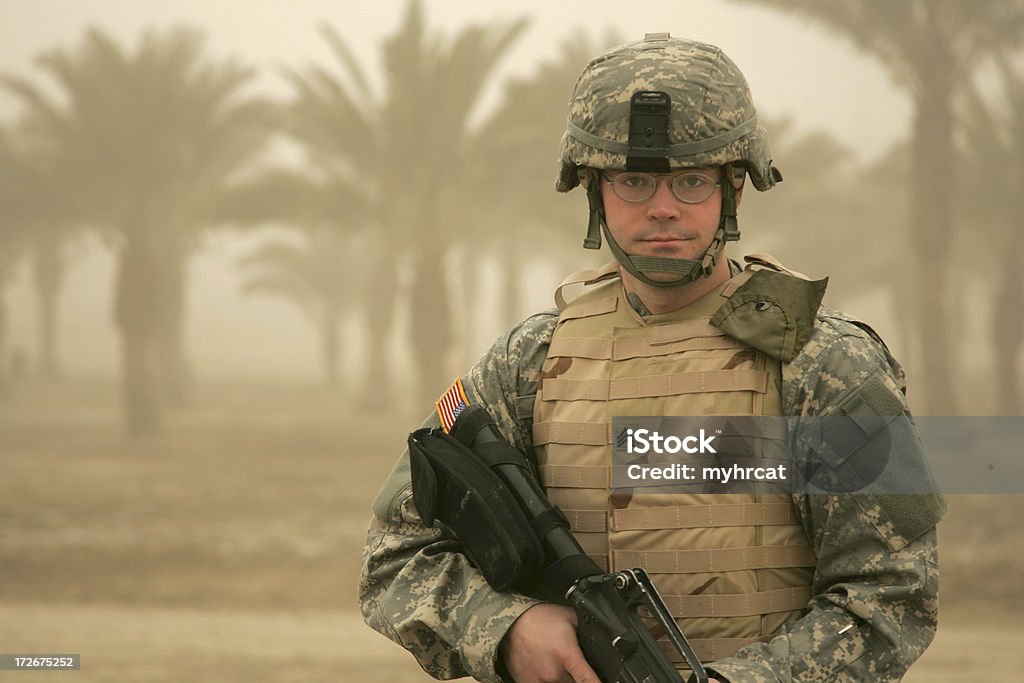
[582,168,741,289]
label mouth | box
[640,235,694,244]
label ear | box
[736,181,745,209]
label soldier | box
[360,34,944,682]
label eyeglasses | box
[604,170,721,204]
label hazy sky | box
[0,0,911,157]
[0,0,913,381]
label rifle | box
[409,403,708,683]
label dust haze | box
[0,1,1022,681]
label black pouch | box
[408,427,544,590]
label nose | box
[645,178,681,220]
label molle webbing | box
[547,333,744,361]
[550,502,801,534]
[660,585,812,618]
[667,638,770,665]
[614,502,799,530]
[539,464,608,488]
[534,423,610,447]
[562,509,609,533]
[533,418,790,449]
[611,545,817,574]
[539,369,769,401]
[559,297,618,321]
[533,268,816,666]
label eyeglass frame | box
[602,169,722,205]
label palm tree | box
[237,227,367,389]
[742,121,923,363]
[2,25,275,433]
[0,245,20,393]
[22,141,82,380]
[0,129,31,390]
[0,120,85,380]
[721,115,861,271]
[467,31,618,335]
[731,0,1024,414]
[738,116,916,306]
[281,0,528,405]
[209,161,376,394]
[958,61,1024,414]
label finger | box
[564,653,601,683]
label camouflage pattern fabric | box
[360,275,943,682]
[360,311,556,683]
[556,35,778,193]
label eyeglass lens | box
[607,172,719,204]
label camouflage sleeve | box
[707,311,946,683]
[359,311,558,683]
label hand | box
[500,603,600,683]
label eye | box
[678,173,711,189]
[618,173,652,189]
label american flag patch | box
[435,377,469,433]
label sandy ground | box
[1,380,1022,681]
[0,603,1020,682]
[0,604,433,683]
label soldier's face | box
[600,166,730,265]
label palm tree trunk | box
[32,236,62,378]
[910,70,957,415]
[501,249,523,330]
[114,240,164,435]
[158,245,191,407]
[360,251,398,409]
[0,283,8,394]
[121,325,162,435]
[409,244,453,408]
[992,239,1023,415]
[322,311,339,390]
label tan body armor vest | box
[532,263,816,666]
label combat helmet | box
[557,33,782,288]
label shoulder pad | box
[554,261,620,311]
[711,268,828,362]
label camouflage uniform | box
[360,282,943,682]
[360,34,943,682]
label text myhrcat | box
[626,428,716,454]
[627,463,788,483]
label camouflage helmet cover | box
[556,34,779,192]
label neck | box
[618,254,732,314]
